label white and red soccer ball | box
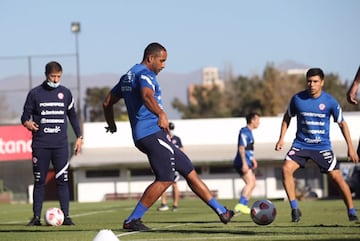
[44,207,64,226]
[250,199,277,225]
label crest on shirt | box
[58,92,64,100]
[319,103,325,110]
[32,157,38,164]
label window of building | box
[86,169,120,178]
[209,166,234,174]
[274,166,323,190]
[130,168,153,176]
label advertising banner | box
[0,125,32,161]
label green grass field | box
[0,198,360,241]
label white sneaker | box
[157,204,169,211]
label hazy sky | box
[0,0,359,82]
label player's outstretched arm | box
[347,66,360,105]
[275,113,291,151]
[338,121,359,163]
[103,92,121,133]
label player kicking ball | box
[103,42,234,231]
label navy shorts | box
[285,147,339,173]
[234,164,254,176]
[135,130,194,181]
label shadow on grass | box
[149,227,360,241]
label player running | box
[233,112,260,214]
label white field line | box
[1,209,117,224]
[120,236,276,241]
[116,214,243,238]
[116,223,190,238]
[116,223,272,240]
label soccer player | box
[21,61,83,226]
[103,42,234,231]
[275,67,359,222]
[233,112,260,214]
[158,122,182,212]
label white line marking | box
[1,209,117,224]
[117,223,190,238]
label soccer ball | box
[250,199,277,225]
[44,207,64,226]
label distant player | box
[158,122,183,212]
[275,67,359,222]
[233,112,260,214]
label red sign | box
[0,125,32,161]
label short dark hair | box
[142,42,166,61]
[45,61,62,75]
[306,68,324,80]
[246,112,259,124]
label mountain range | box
[0,70,203,123]
[0,60,309,123]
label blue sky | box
[0,0,359,82]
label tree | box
[256,64,304,116]
[171,65,360,119]
[172,85,230,119]
[225,75,262,117]
[0,95,16,123]
[323,73,360,111]
[84,87,127,122]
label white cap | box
[92,229,120,241]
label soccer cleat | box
[157,204,169,211]
[27,216,41,226]
[291,208,302,222]
[62,216,75,225]
[123,219,151,231]
[234,203,251,214]
[349,214,359,221]
[172,205,178,212]
[218,208,234,224]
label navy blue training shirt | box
[21,81,81,148]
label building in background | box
[188,67,224,105]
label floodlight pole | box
[71,22,81,121]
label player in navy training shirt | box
[103,42,234,231]
[275,68,359,222]
[233,112,260,215]
[21,61,83,226]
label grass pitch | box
[0,198,359,241]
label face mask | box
[170,130,174,136]
[47,80,60,88]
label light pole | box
[71,22,81,120]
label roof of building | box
[70,115,360,168]
[70,141,353,168]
